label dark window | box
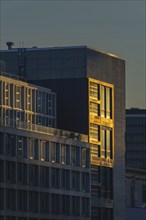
[40,166,49,187]
[6,189,16,211]
[71,171,80,191]
[61,169,70,190]
[17,163,27,185]
[17,190,27,211]
[29,192,39,213]
[0,188,4,210]
[40,193,50,214]
[51,194,60,215]
[5,134,16,156]
[0,133,4,154]
[6,161,16,183]
[61,195,70,216]
[72,196,80,216]
[0,160,4,183]
[29,165,39,186]
[51,168,60,189]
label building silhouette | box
[0,45,126,220]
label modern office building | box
[0,44,126,220]
[125,108,146,220]
[126,108,146,170]
[0,72,90,220]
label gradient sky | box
[0,0,145,109]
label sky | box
[0,0,145,109]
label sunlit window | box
[61,144,66,164]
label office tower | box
[125,108,146,219]
[126,108,146,170]
[0,45,126,220]
[0,72,90,220]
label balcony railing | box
[0,117,88,143]
[0,71,26,82]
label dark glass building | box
[126,108,146,170]
[125,108,146,219]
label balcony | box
[0,117,88,143]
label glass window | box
[15,85,21,109]
[81,148,86,167]
[40,141,46,161]
[89,82,100,101]
[90,102,100,116]
[101,128,112,159]
[101,86,112,119]
[61,144,66,164]
[71,146,76,165]
[51,142,56,163]
[3,82,10,106]
[29,139,38,160]
[90,123,100,142]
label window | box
[71,146,76,165]
[90,123,100,142]
[5,134,16,156]
[143,185,146,203]
[17,190,27,211]
[89,82,100,101]
[72,196,80,216]
[61,169,70,190]
[51,142,56,163]
[82,198,89,217]
[82,173,90,192]
[15,85,21,109]
[51,168,60,189]
[6,189,16,211]
[71,171,80,191]
[0,133,4,155]
[17,136,27,158]
[51,194,60,215]
[0,160,4,183]
[101,127,112,159]
[101,86,112,119]
[36,91,42,113]
[40,141,46,161]
[61,195,70,216]
[3,82,10,106]
[29,139,38,160]
[17,163,27,185]
[0,188,4,210]
[40,193,50,214]
[40,166,49,187]
[90,102,100,116]
[26,88,32,111]
[29,165,38,186]
[6,161,16,183]
[81,148,86,167]
[29,192,39,213]
[61,144,66,164]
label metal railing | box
[0,117,88,143]
[0,71,26,82]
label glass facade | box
[89,78,114,220]
[88,78,114,166]
[126,109,146,170]
[0,75,56,128]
